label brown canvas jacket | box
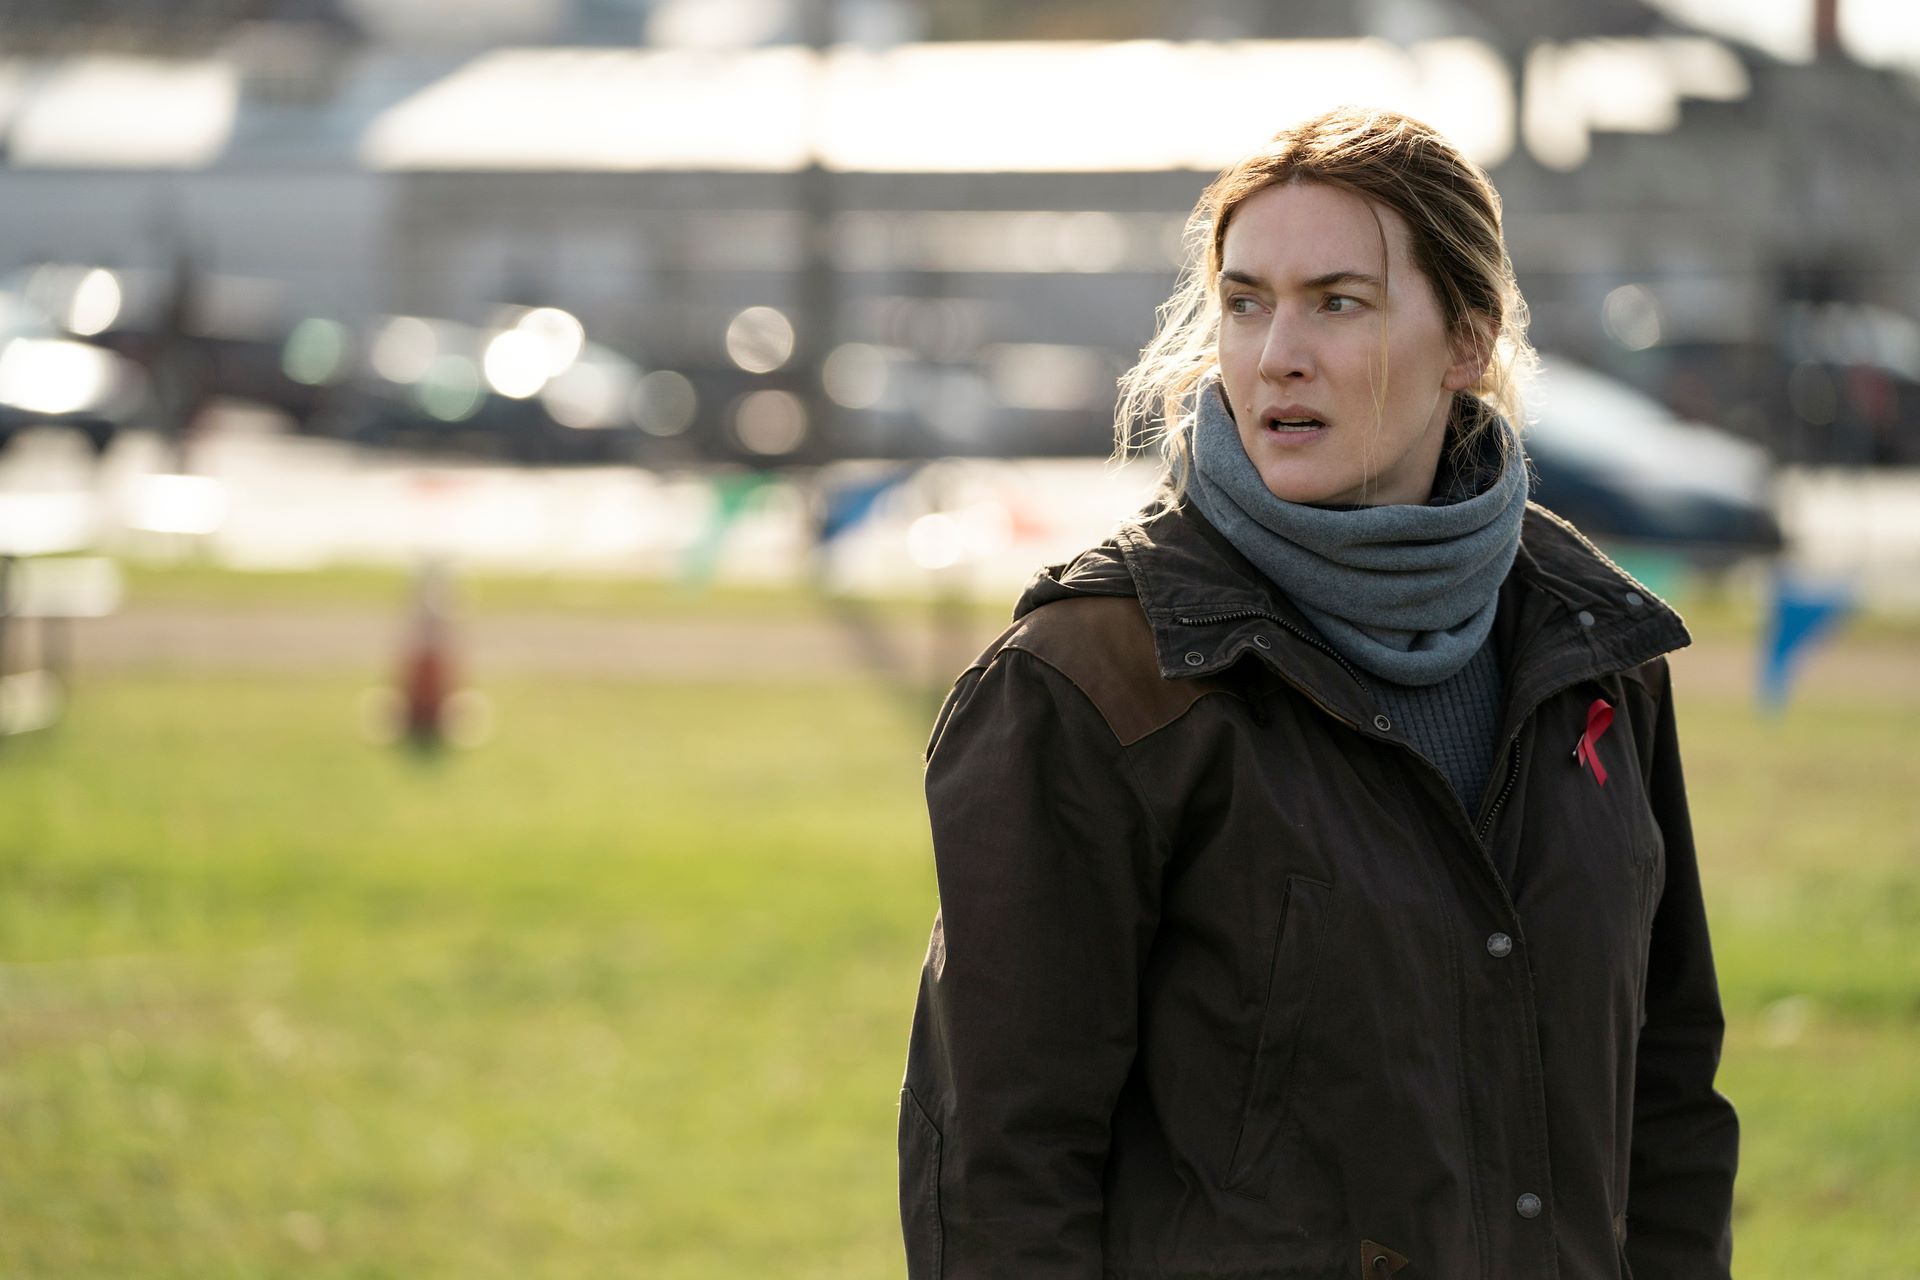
[900,497,1737,1280]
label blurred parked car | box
[1609,306,1920,468]
[1526,354,1783,563]
[310,309,657,465]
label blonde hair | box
[1116,106,1537,497]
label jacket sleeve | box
[1625,659,1739,1278]
[900,647,1170,1280]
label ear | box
[1442,313,1495,393]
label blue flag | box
[817,466,918,545]
[1760,570,1854,708]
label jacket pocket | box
[1224,874,1333,1198]
[899,1086,944,1279]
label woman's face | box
[1214,181,1481,507]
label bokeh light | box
[822,343,890,410]
[906,511,963,570]
[514,306,585,376]
[724,306,795,374]
[631,369,697,437]
[282,318,351,386]
[0,337,118,415]
[732,389,806,455]
[371,316,440,384]
[1602,285,1664,351]
[415,354,484,421]
[542,359,629,430]
[66,267,123,336]
[482,328,550,399]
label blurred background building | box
[1,0,1917,586]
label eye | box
[1323,294,1365,314]
[1225,295,1258,316]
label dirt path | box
[69,606,991,686]
[62,606,1920,703]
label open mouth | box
[1266,416,1326,433]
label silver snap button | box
[1624,592,1644,608]
[1184,651,1205,667]
[1252,634,1272,650]
[1486,932,1513,958]
[1576,610,1595,627]
[1516,1192,1542,1219]
[1372,714,1392,732]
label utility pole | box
[1813,0,1840,58]
[795,0,838,464]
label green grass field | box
[1,593,1916,1276]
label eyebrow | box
[1219,268,1384,291]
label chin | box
[1257,471,1350,507]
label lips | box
[1261,404,1327,433]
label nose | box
[1257,312,1314,382]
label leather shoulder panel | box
[998,596,1233,747]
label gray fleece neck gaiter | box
[1185,377,1528,687]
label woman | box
[900,108,1737,1279]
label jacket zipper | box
[1478,740,1524,841]
[1474,665,1629,843]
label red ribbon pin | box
[1574,698,1613,786]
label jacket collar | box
[1015,497,1690,732]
